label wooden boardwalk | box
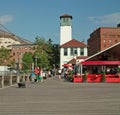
[0,77,120,115]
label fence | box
[0,71,30,88]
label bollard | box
[27,73,30,82]
[10,74,12,86]
[22,74,25,82]
[17,76,20,83]
[1,76,4,88]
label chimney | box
[117,23,120,27]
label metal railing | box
[0,71,30,88]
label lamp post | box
[35,56,38,67]
[17,51,21,74]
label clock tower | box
[60,14,72,45]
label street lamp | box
[35,56,37,67]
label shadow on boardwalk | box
[0,77,120,115]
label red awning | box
[62,64,73,68]
[81,61,120,65]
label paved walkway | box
[0,77,120,115]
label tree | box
[0,48,10,65]
[48,43,60,69]
[34,36,50,69]
[22,52,33,72]
[34,36,60,69]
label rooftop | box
[60,39,87,48]
[60,14,72,19]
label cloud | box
[89,12,120,25]
[0,15,13,25]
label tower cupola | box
[60,14,73,45]
[60,14,72,26]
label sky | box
[0,0,120,44]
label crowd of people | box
[29,65,75,83]
[30,66,58,83]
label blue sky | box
[0,0,120,44]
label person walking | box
[36,66,42,82]
[30,71,36,82]
[58,68,62,79]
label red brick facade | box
[88,25,120,56]
[10,44,35,68]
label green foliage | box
[67,70,74,82]
[0,36,60,70]
[22,52,33,71]
[83,71,87,82]
[34,36,60,69]
[51,44,60,68]
[0,48,10,65]
[117,67,120,72]
[101,70,106,82]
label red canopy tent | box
[80,61,120,75]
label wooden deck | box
[0,77,120,115]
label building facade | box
[0,26,33,67]
[88,24,120,56]
[10,44,35,69]
[0,30,32,49]
[59,14,88,68]
[60,39,88,68]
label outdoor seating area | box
[73,74,83,83]
[72,73,120,83]
[86,74,102,83]
[105,74,120,83]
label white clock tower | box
[60,14,72,45]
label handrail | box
[0,72,30,88]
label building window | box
[70,48,77,56]
[115,40,118,43]
[74,48,77,56]
[109,39,112,43]
[70,48,74,56]
[104,44,106,48]
[109,40,112,46]
[13,52,15,56]
[102,34,107,38]
[109,34,116,38]
[117,35,120,38]
[80,47,84,56]
[103,40,106,43]
[64,48,68,56]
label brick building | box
[88,24,120,56]
[10,44,35,69]
[0,25,34,67]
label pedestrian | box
[42,69,46,79]
[40,68,44,82]
[30,71,36,82]
[58,68,62,79]
[61,68,65,78]
[48,70,51,77]
[36,66,42,82]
